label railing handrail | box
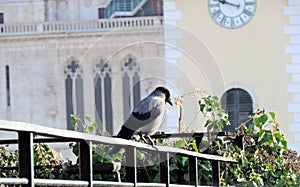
[0,120,235,163]
[34,179,89,186]
[0,16,163,36]
[0,178,28,185]
[0,179,200,187]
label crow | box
[109,86,172,154]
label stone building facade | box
[0,0,167,138]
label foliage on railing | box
[199,95,230,132]
[0,143,65,179]
[34,142,63,179]
[207,109,300,186]
[0,146,18,177]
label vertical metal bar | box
[79,140,93,187]
[159,152,170,187]
[211,160,220,187]
[195,135,204,151]
[189,156,198,186]
[18,132,34,187]
[236,135,244,150]
[125,146,137,186]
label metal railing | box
[0,120,236,187]
[0,16,163,36]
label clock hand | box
[218,0,240,8]
[226,1,240,8]
[218,0,227,4]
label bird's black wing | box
[113,110,151,141]
[116,126,135,140]
[132,111,151,121]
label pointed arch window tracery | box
[94,59,113,134]
[65,60,84,130]
[122,57,141,120]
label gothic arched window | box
[65,60,84,130]
[122,57,141,120]
[221,88,253,132]
[94,59,113,134]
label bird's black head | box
[155,86,173,106]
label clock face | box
[208,0,256,29]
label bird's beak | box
[167,99,173,106]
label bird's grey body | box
[109,86,172,154]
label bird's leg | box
[146,135,159,151]
[141,135,148,144]
[138,133,148,144]
[146,135,155,146]
[138,133,156,146]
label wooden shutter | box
[221,89,253,132]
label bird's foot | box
[141,136,149,144]
[138,133,156,146]
[146,135,155,146]
[138,133,148,144]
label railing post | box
[125,146,137,186]
[195,134,204,151]
[189,156,198,186]
[159,152,170,187]
[18,132,34,187]
[211,160,220,187]
[236,134,244,150]
[79,140,93,187]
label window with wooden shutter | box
[221,88,253,132]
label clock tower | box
[163,0,298,152]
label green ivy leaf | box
[269,112,275,120]
[282,140,288,150]
[274,132,282,142]
[258,131,265,143]
[259,114,268,124]
[85,116,91,122]
[92,122,98,129]
[136,151,145,160]
[71,116,77,128]
[175,140,186,148]
[192,141,199,152]
[181,157,188,166]
[254,117,261,126]
[247,123,254,133]
[213,96,219,100]
[87,126,94,133]
[204,119,212,127]
[200,104,205,113]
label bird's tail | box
[109,126,135,155]
[109,146,123,155]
